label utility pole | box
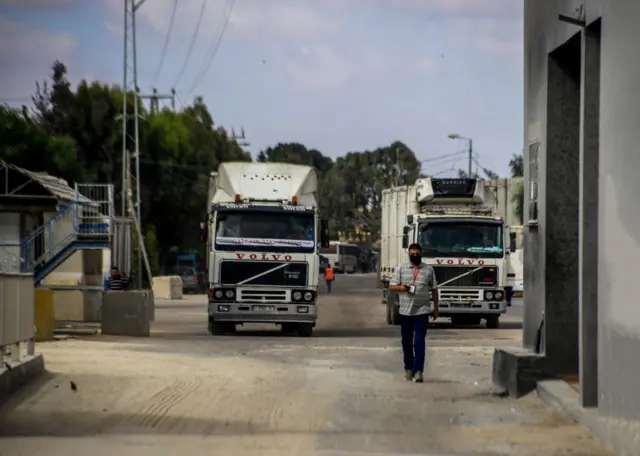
[140,88,176,114]
[468,139,473,177]
[123,0,152,290]
[232,127,251,148]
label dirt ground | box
[0,275,612,456]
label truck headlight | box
[303,291,313,302]
[494,291,503,300]
[484,291,494,300]
[293,291,302,301]
[214,289,223,299]
[225,289,235,299]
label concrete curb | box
[0,354,45,404]
[537,380,640,456]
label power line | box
[173,0,208,89]
[420,150,467,164]
[151,0,178,88]
[187,0,236,96]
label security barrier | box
[0,273,35,363]
[152,276,183,300]
[34,289,55,341]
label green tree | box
[1,61,251,274]
[509,153,524,177]
[509,153,525,224]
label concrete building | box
[0,161,112,321]
[493,2,640,454]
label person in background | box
[108,266,126,291]
[324,264,335,292]
[388,243,439,383]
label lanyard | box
[411,266,421,283]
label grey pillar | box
[578,20,601,408]
[544,34,581,377]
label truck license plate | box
[252,305,275,312]
[451,303,471,308]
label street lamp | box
[447,133,473,177]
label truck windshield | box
[417,221,503,258]
[214,210,315,253]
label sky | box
[0,0,523,177]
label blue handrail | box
[3,201,111,274]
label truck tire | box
[209,319,226,335]
[281,323,296,334]
[486,315,500,329]
[387,292,400,326]
[296,323,313,337]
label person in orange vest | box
[324,264,335,292]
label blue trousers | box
[325,280,332,292]
[400,313,429,374]
[504,286,513,304]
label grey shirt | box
[390,261,437,316]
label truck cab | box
[199,162,329,337]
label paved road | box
[0,275,609,456]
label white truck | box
[199,162,329,337]
[380,178,518,329]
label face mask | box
[409,254,421,265]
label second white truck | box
[380,178,517,329]
[200,162,329,337]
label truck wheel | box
[296,323,313,337]
[225,323,237,334]
[486,316,500,329]
[209,320,226,335]
[387,292,400,326]
[281,323,296,334]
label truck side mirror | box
[403,226,410,235]
[199,222,208,243]
[320,219,330,248]
[509,232,517,252]
[402,234,409,249]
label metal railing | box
[0,201,112,275]
[0,273,35,365]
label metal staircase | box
[4,184,113,283]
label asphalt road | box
[0,275,609,456]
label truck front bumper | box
[437,300,507,315]
[208,301,317,324]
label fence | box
[0,273,35,364]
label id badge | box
[408,284,416,294]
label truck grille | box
[239,289,287,302]
[433,266,497,288]
[220,261,307,287]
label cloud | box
[448,18,523,71]
[285,45,442,91]
[388,0,521,19]
[106,0,345,42]
[0,15,78,100]
[285,45,352,91]
[0,0,75,8]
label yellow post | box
[34,288,55,341]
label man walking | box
[388,243,439,383]
[324,264,335,292]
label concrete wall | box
[0,212,21,272]
[525,0,640,422]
